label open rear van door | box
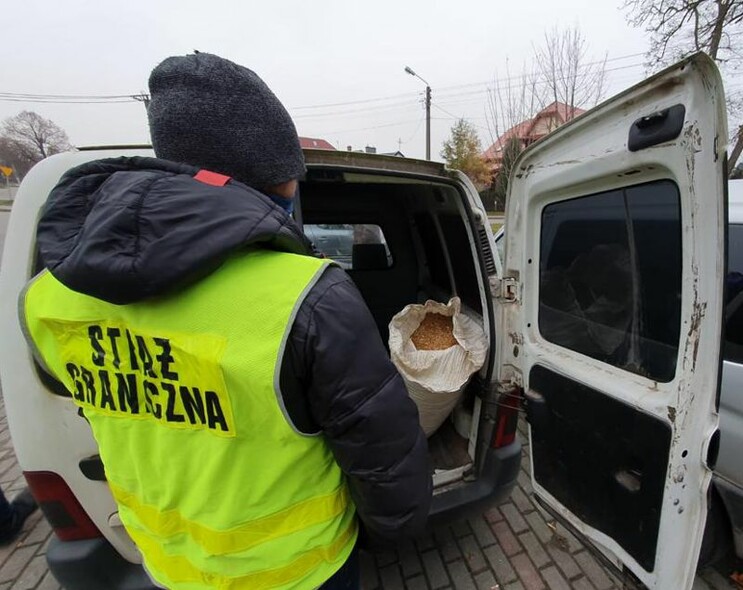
[499,53,727,589]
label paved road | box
[0,211,9,258]
[0,188,16,201]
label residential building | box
[483,101,585,174]
[299,137,336,150]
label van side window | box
[414,214,450,293]
[439,215,483,315]
[539,180,682,382]
[303,224,393,270]
[725,224,743,363]
[413,214,484,315]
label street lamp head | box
[402,65,431,160]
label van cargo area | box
[300,166,496,488]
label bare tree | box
[0,137,35,181]
[624,0,743,64]
[483,63,545,211]
[486,138,524,211]
[623,0,743,172]
[534,25,608,118]
[483,27,605,210]
[485,61,545,150]
[1,111,72,163]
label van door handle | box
[628,104,686,152]
[636,111,668,129]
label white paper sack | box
[389,297,488,436]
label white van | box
[703,179,743,565]
[0,53,730,589]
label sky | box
[2,0,653,162]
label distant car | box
[704,178,743,566]
[302,224,354,268]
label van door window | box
[539,180,682,382]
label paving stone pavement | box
[360,421,740,590]
[0,397,60,590]
[0,389,736,589]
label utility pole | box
[404,66,432,160]
[425,84,431,160]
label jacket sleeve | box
[282,266,432,542]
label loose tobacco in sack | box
[410,313,458,350]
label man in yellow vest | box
[22,53,432,589]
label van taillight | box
[23,471,102,541]
[492,387,522,448]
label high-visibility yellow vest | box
[22,249,358,590]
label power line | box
[316,118,425,135]
[433,103,463,121]
[433,70,646,109]
[292,61,646,122]
[291,51,648,111]
[289,90,420,111]
[291,97,420,120]
[443,62,644,102]
[432,104,491,132]
[0,96,136,104]
[401,115,427,144]
[0,91,136,100]
[432,52,647,98]
[0,51,647,111]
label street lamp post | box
[404,66,431,160]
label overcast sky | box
[3,0,652,161]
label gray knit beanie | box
[147,53,305,189]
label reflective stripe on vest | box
[22,250,358,590]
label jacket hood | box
[37,156,314,304]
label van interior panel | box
[528,364,671,572]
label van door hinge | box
[492,277,520,303]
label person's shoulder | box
[304,265,359,307]
[291,264,369,342]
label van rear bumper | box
[45,442,522,587]
[428,440,522,525]
[46,536,158,590]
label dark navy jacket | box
[36,156,432,543]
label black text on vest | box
[64,325,232,435]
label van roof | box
[73,145,450,180]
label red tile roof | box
[483,120,532,160]
[299,137,336,150]
[483,101,585,160]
